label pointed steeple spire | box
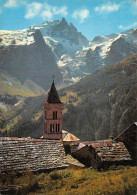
[46,80,61,103]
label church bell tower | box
[44,80,63,140]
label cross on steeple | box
[44,80,63,140]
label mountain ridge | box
[0,54,137,140]
[0,29,62,90]
[0,19,136,86]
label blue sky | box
[0,0,137,40]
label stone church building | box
[0,81,68,173]
[44,80,63,140]
[0,80,136,172]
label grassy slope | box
[0,166,136,194]
[0,72,45,97]
[0,72,46,136]
[0,95,45,138]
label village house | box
[115,122,137,165]
[0,80,136,172]
[71,140,132,169]
[0,80,68,173]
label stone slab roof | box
[87,140,132,162]
[75,140,132,162]
[0,137,68,173]
[66,154,85,168]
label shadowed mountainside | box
[61,54,137,140]
[0,55,137,140]
[0,30,62,90]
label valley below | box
[0,18,137,141]
[0,54,137,141]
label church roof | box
[46,81,61,103]
[0,137,68,173]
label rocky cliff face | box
[0,19,137,88]
[0,30,62,90]
[35,18,89,56]
[57,27,137,83]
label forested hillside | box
[0,55,137,140]
[60,54,137,140]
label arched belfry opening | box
[44,80,63,140]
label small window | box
[53,111,57,119]
[50,124,54,132]
[56,124,58,132]
[50,124,52,132]
[53,112,55,119]
[55,123,60,133]
[58,124,60,132]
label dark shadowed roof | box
[0,137,68,172]
[46,81,61,103]
[75,140,132,162]
[114,122,137,141]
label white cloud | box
[4,0,68,20]
[25,2,42,19]
[72,9,89,23]
[53,6,67,16]
[95,3,120,13]
[23,1,68,20]
[41,10,52,20]
[4,0,19,7]
[134,0,137,5]
[119,22,137,30]
[129,0,137,6]
[40,3,52,20]
[130,0,137,14]
[41,3,68,20]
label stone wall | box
[44,103,63,139]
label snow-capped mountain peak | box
[0,19,137,87]
[29,18,89,57]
